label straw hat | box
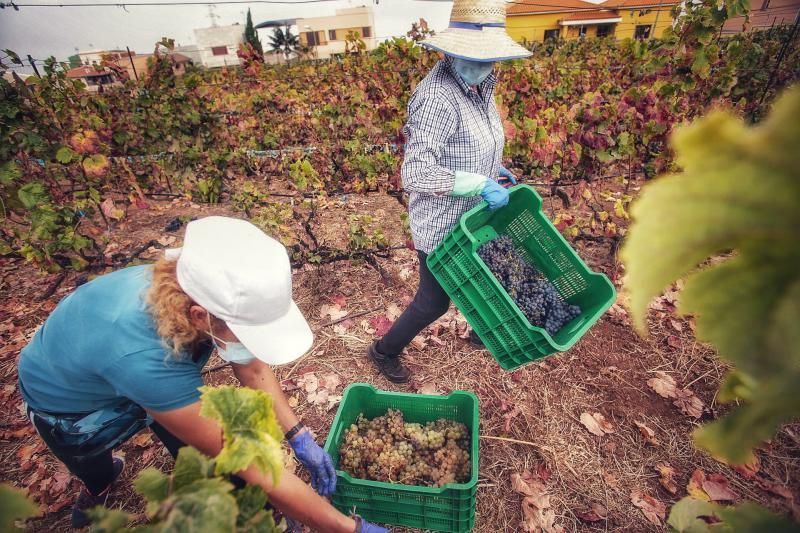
[421,0,532,62]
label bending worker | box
[18,216,385,532]
[369,0,531,382]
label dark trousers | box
[31,416,246,496]
[376,251,451,357]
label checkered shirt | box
[402,57,505,254]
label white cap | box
[166,216,313,365]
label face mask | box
[206,315,256,364]
[452,57,495,87]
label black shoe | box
[71,456,125,529]
[368,342,411,383]
[469,329,484,347]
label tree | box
[244,9,263,57]
[268,26,299,63]
[67,54,81,68]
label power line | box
[1,0,339,6]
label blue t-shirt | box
[18,265,212,414]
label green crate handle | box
[427,184,617,370]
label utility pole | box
[126,46,139,81]
[27,54,40,77]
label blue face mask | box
[452,57,495,87]
[207,316,256,364]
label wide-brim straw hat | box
[421,0,532,62]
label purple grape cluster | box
[477,236,581,335]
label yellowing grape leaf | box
[621,87,800,464]
[199,386,284,483]
[82,154,110,178]
[0,483,39,530]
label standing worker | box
[18,217,386,533]
[368,0,531,382]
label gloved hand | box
[480,179,510,210]
[355,516,389,533]
[289,430,337,496]
[498,166,517,188]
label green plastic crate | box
[427,184,616,371]
[323,383,479,533]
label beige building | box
[297,6,376,59]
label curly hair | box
[146,258,203,358]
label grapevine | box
[338,409,470,487]
[478,236,580,335]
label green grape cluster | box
[339,409,471,487]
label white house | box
[194,24,244,68]
[296,7,377,59]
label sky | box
[0,0,454,74]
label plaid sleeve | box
[401,92,459,196]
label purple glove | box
[498,166,517,188]
[289,430,337,496]
[355,516,389,533]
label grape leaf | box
[0,160,22,186]
[157,478,238,533]
[55,146,75,164]
[621,87,800,464]
[667,497,719,532]
[17,182,48,209]
[134,467,170,504]
[199,386,284,483]
[0,484,39,530]
[86,507,130,532]
[83,154,110,178]
[715,501,797,532]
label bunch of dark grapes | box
[338,409,471,487]
[477,236,581,335]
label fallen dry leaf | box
[416,382,440,395]
[49,471,71,496]
[757,478,794,501]
[386,303,403,321]
[634,421,659,446]
[511,472,563,533]
[669,319,684,332]
[666,335,681,349]
[630,490,666,526]
[503,406,522,433]
[655,463,678,494]
[688,469,710,501]
[328,294,348,307]
[130,432,153,448]
[326,394,343,411]
[673,388,704,418]
[307,388,329,406]
[369,314,393,337]
[319,373,341,392]
[410,335,427,350]
[702,473,738,502]
[577,502,608,522]
[319,304,348,321]
[287,395,299,408]
[647,372,678,399]
[297,372,319,394]
[580,412,614,436]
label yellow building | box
[507,0,678,42]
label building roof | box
[563,9,620,19]
[66,65,113,79]
[508,0,601,15]
[170,53,192,64]
[600,0,679,8]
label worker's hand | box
[289,430,337,496]
[355,516,389,532]
[480,179,510,210]
[498,166,517,188]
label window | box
[361,26,372,38]
[329,29,337,40]
[578,25,588,38]
[634,25,652,39]
[305,32,320,46]
[596,24,613,37]
[543,29,560,41]
[211,46,228,56]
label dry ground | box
[1,186,797,532]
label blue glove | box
[498,166,517,188]
[355,516,389,533]
[480,179,510,210]
[290,430,337,496]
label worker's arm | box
[232,359,338,496]
[148,402,356,533]
[231,358,300,434]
